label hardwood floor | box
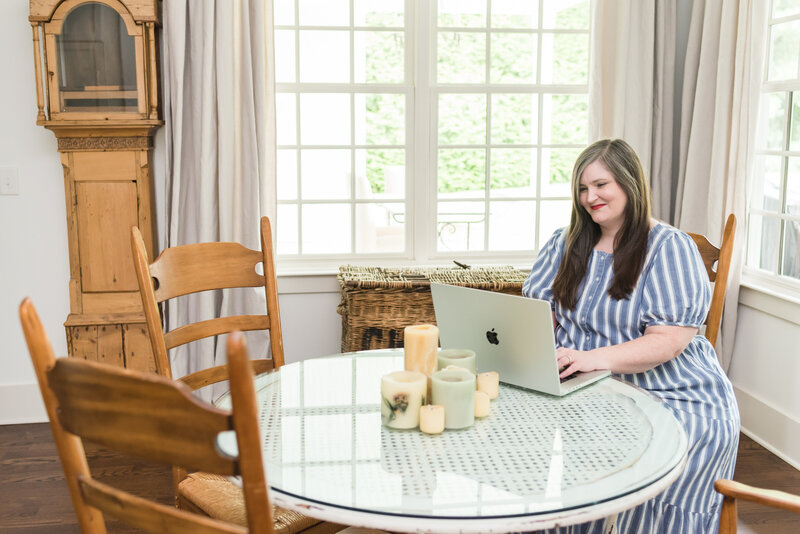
[0,423,798,533]
[0,423,172,533]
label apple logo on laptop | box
[486,328,499,345]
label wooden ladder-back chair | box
[21,299,350,534]
[687,214,737,348]
[21,298,274,534]
[131,221,350,532]
[131,216,284,389]
[715,479,800,533]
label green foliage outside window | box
[362,2,588,195]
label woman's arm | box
[556,324,698,376]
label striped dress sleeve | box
[522,228,566,305]
[639,231,711,329]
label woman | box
[523,139,739,533]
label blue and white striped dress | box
[523,223,740,533]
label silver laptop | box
[430,283,610,396]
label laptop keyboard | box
[559,372,579,383]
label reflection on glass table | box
[217,349,688,533]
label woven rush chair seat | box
[179,473,331,533]
[337,265,527,352]
[180,473,387,533]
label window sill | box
[739,275,800,327]
[275,260,534,295]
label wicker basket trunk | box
[336,265,528,352]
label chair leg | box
[718,495,737,534]
[173,466,187,508]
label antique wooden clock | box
[29,0,160,370]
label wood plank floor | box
[0,423,798,532]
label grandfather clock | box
[29,0,160,371]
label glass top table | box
[217,349,688,533]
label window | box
[747,1,800,288]
[274,0,590,266]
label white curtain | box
[589,0,676,221]
[162,0,277,394]
[675,0,767,371]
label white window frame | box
[275,0,590,273]
[743,3,800,300]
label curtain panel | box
[589,0,676,221]
[162,0,277,395]
[675,0,767,371]
[590,0,768,371]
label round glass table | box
[217,349,688,533]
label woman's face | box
[578,160,628,234]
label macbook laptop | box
[430,282,610,396]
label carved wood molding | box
[57,136,152,151]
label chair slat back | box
[689,234,720,282]
[131,216,285,382]
[78,476,245,534]
[20,298,272,534]
[48,358,237,476]
[687,214,737,348]
[164,315,270,350]
[150,242,264,302]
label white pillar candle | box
[474,390,490,418]
[477,371,499,399]
[437,348,476,374]
[431,368,476,429]
[419,405,445,434]
[381,370,427,429]
[404,324,439,376]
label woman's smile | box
[579,160,628,233]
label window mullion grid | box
[778,90,794,274]
[752,7,777,275]
[535,0,545,253]
[277,0,589,264]
[484,0,492,253]
[350,0,356,255]
[415,0,435,262]
[797,19,800,81]
[404,0,414,259]
[294,1,303,254]
[750,208,800,225]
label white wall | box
[0,0,343,424]
[729,288,800,469]
[0,0,69,423]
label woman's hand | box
[556,347,598,378]
[556,324,698,376]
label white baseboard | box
[734,385,800,471]
[0,382,47,424]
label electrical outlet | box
[0,167,20,195]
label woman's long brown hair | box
[552,139,652,310]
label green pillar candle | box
[437,348,476,374]
[431,368,476,429]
